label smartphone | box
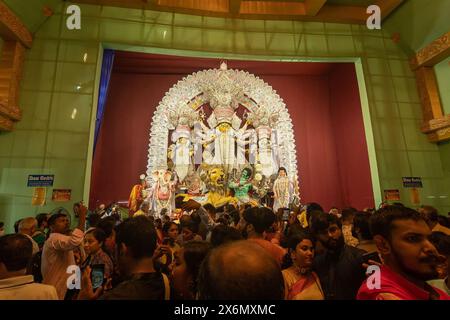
[91,264,105,289]
[362,251,381,264]
[282,209,290,221]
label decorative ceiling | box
[73,0,404,24]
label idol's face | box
[279,170,286,177]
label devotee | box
[0,234,58,300]
[33,213,49,249]
[89,216,170,300]
[357,206,449,300]
[238,207,286,266]
[210,224,243,247]
[83,228,114,281]
[96,216,119,285]
[178,215,203,245]
[18,217,40,255]
[428,232,450,295]
[282,232,324,300]
[341,208,359,247]
[161,221,181,265]
[354,212,378,253]
[172,240,211,299]
[41,205,86,300]
[419,205,450,236]
[311,212,366,300]
[197,240,285,299]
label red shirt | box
[357,265,450,300]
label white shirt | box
[41,228,84,300]
[23,233,40,255]
[0,275,58,300]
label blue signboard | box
[402,177,422,188]
[27,175,54,187]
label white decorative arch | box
[146,67,299,183]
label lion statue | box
[200,165,237,208]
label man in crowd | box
[197,240,284,299]
[357,206,449,300]
[419,205,450,236]
[311,212,366,299]
[238,207,286,266]
[18,217,40,255]
[88,216,169,300]
[41,205,86,299]
[0,234,58,300]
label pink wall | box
[90,52,374,210]
[329,64,375,209]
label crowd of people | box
[0,200,449,300]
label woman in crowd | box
[83,228,114,282]
[159,221,181,271]
[282,232,324,300]
[172,240,211,299]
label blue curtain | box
[94,49,115,153]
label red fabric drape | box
[90,52,374,211]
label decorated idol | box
[273,167,293,212]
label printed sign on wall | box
[384,189,400,201]
[52,189,72,202]
[27,175,54,187]
[402,177,422,188]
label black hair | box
[14,219,23,233]
[181,216,200,234]
[370,205,423,240]
[437,215,450,228]
[115,216,157,259]
[0,222,4,229]
[162,221,179,235]
[306,203,323,215]
[429,232,450,256]
[210,225,243,247]
[96,216,116,238]
[278,167,287,174]
[243,207,276,234]
[35,213,48,229]
[282,232,316,269]
[353,212,373,240]
[0,234,32,271]
[87,213,101,228]
[85,228,107,245]
[310,212,342,235]
[341,207,357,221]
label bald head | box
[18,217,37,236]
[197,240,284,300]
